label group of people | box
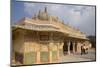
[81,44,88,55]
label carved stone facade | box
[12,7,91,65]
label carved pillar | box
[57,42,60,60]
[49,32,53,63]
[67,41,71,55]
[73,42,75,54]
[36,32,40,64]
[37,51,40,64]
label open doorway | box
[70,41,73,53]
[63,41,74,55]
[63,41,68,55]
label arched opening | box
[70,41,73,53]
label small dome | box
[39,12,49,20]
[37,7,49,20]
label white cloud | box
[23,3,95,35]
[74,6,95,35]
[63,6,83,27]
[24,2,35,7]
[24,3,35,15]
[61,6,95,35]
[43,4,65,16]
[48,4,63,11]
[68,9,81,22]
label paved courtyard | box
[58,48,96,63]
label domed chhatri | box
[33,7,49,20]
[32,7,60,22]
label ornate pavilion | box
[12,7,90,65]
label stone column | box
[37,51,40,64]
[49,32,53,63]
[73,42,75,54]
[36,32,40,64]
[77,42,81,53]
[67,41,71,55]
[49,50,52,63]
[57,43,60,60]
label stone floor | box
[11,48,96,65]
[58,48,96,63]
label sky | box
[11,0,96,36]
